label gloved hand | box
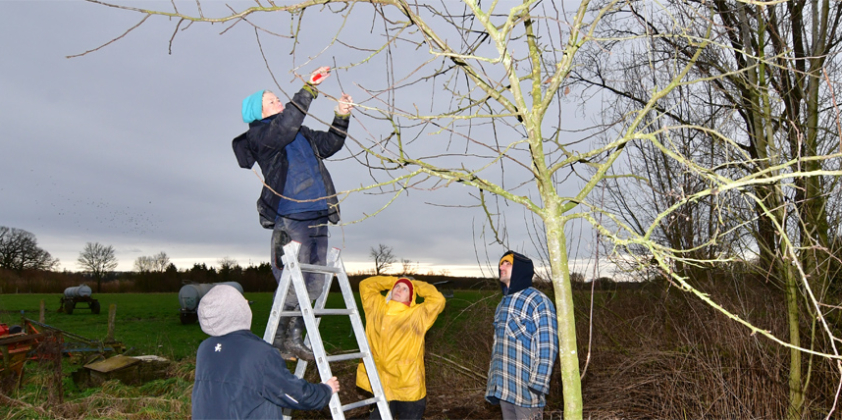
[309,66,330,85]
[335,93,354,115]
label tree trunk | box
[783,255,804,419]
[544,214,583,419]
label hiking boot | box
[284,317,315,361]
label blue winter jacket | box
[192,330,332,419]
[232,86,349,229]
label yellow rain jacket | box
[356,276,446,402]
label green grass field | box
[0,289,492,361]
[1,289,500,419]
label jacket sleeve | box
[299,114,349,159]
[259,86,317,150]
[359,276,396,314]
[412,280,446,330]
[528,296,558,396]
[261,347,332,410]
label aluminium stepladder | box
[263,241,392,420]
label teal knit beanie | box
[241,90,265,123]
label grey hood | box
[198,284,252,337]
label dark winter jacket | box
[192,330,332,419]
[232,86,349,228]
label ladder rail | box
[262,265,293,345]
[269,242,392,420]
[279,242,340,420]
[331,249,392,418]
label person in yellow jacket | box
[356,276,446,419]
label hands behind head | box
[324,376,340,394]
[335,93,354,115]
[309,66,330,85]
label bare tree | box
[370,244,396,276]
[134,255,154,273]
[217,257,236,267]
[77,242,118,293]
[400,259,418,276]
[134,251,170,273]
[151,252,170,272]
[574,2,842,416]
[0,226,59,272]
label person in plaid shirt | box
[486,251,558,420]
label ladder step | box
[298,263,342,274]
[271,242,392,420]
[277,309,354,317]
[342,397,382,412]
[326,351,365,362]
[314,309,354,316]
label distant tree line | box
[0,229,506,295]
[0,260,278,295]
[0,226,280,294]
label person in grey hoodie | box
[191,284,339,419]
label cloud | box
[1,1,596,278]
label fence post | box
[106,304,117,342]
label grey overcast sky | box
[1,0,608,278]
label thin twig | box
[66,15,150,59]
[822,67,842,154]
[428,352,487,382]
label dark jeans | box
[370,397,427,420]
[270,210,329,311]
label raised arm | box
[411,280,446,329]
[301,75,353,158]
[299,113,349,159]
[259,67,330,150]
[359,276,398,311]
[260,86,318,150]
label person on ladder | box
[356,276,446,419]
[232,66,354,361]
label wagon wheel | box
[64,300,75,315]
[180,312,198,325]
[90,300,101,314]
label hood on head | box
[198,284,252,336]
[499,250,534,295]
[386,277,416,307]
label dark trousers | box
[500,400,543,420]
[270,210,329,310]
[370,397,427,420]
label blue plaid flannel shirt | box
[485,287,558,408]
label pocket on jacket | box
[505,316,531,339]
[393,360,422,394]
